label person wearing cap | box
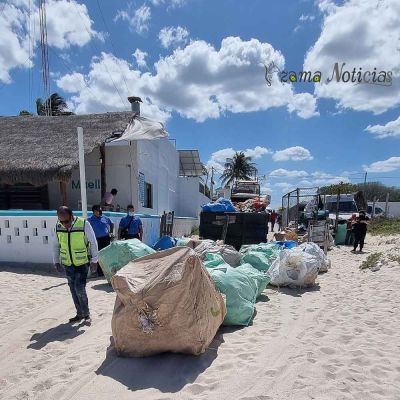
[52,206,98,324]
[87,205,114,276]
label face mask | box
[128,211,135,216]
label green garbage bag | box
[241,251,272,272]
[203,252,226,268]
[240,243,281,256]
[206,265,258,326]
[236,263,270,297]
[98,239,155,282]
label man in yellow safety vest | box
[53,206,98,325]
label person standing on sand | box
[118,205,143,240]
[345,213,356,246]
[351,210,370,253]
[270,210,277,232]
[87,205,114,277]
[52,206,98,324]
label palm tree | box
[220,151,257,187]
[36,93,69,116]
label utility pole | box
[210,167,214,200]
[364,171,368,186]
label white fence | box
[0,212,198,265]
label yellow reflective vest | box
[56,217,89,267]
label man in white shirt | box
[52,206,98,325]
[102,188,118,209]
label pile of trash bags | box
[268,242,330,287]
[201,197,236,212]
[235,197,269,212]
[111,247,226,356]
[107,235,331,357]
[98,239,155,282]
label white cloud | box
[363,157,400,173]
[158,26,189,49]
[274,182,296,193]
[244,146,272,159]
[365,116,400,139]
[150,0,186,8]
[269,169,309,178]
[299,14,315,21]
[0,0,100,83]
[133,48,148,68]
[273,146,313,161]
[287,93,320,118]
[56,37,319,122]
[56,52,170,122]
[115,4,151,35]
[206,146,271,173]
[45,0,101,49]
[304,0,400,114]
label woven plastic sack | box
[206,265,258,326]
[111,247,226,357]
[236,263,270,297]
[98,239,155,283]
[268,249,320,287]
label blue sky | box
[1,0,399,207]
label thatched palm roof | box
[0,112,132,185]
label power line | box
[48,47,110,114]
[38,0,51,115]
[71,2,127,109]
[95,0,130,95]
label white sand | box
[1,235,400,400]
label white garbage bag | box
[297,242,331,273]
[268,249,320,287]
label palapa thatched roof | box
[0,112,132,186]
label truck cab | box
[230,180,270,204]
[324,194,359,223]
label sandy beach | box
[1,235,399,400]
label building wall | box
[48,139,186,216]
[176,176,209,218]
[136,138,179,215]
[0,211,198,265]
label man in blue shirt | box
[118,205,143,241]
[88,205,114,276]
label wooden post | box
[100,143,106,201]
[59,181,67,205]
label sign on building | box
[138,172,145,206]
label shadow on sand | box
[268,283,321,298]
[91,282,114,293]
[96,333,225,393]
[28,322,86,350]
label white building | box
[0,103,210,219]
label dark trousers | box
[65,264,89,317]
[353,232,366,251]
[270,221,275,232]
[126,233,140,240]
[96,236,111,276]
[345,230,354,245]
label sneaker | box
[84,315,92,325]
[69,315,83,323]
